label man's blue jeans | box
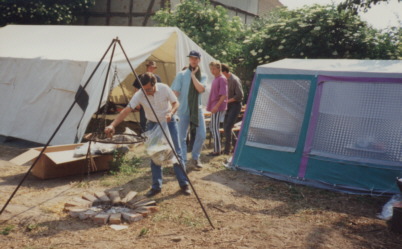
[177,110,206,162]
[146,117,188,190]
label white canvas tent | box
[0,25,215,145]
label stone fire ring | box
[64,190,158,225]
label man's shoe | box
[193,158,203,168]
[207,152,220,157]
[145,188,161,197]
[181,185,191,195]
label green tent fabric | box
[232,59,402,195]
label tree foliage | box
[153,0,245,66]
[240,4,400,78]
[153,1,400,82]
[0,0,94,26]
[338,0,400,13]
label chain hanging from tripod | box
[86,67,145,145]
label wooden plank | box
[64,200,91,210]
[68,208,89,218]
[93,213,110,224]
[107,190,121,204]
[94,191,111,204]
[122,212,143,223]
[131,199,155,207]
[78,210,98,220]
[128,196,147,204]
[121,191,138,203]
[82,193,99,204]
[109,213,122,224]
[133,207,150,217]
[130,201,156,209]
[72,197,93,207]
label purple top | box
[207,74,228,112]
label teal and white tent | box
[232,59,402,195]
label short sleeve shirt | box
[227,73,244,102]
[171,69,207,116]
[128,83,177,122]
[206,75,228,112]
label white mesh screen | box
[246,78,311,152]
[311,81,402,166]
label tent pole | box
[0,39,117,217]
[83,40,118,178]
[92,40,118,127]
[116,39,215,229]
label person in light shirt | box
[105,72,191,197]
[171,50,207,169]
[132,61,161,132]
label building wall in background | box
[75,0,282,26]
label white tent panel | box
[257,59,402,78]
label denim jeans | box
[177,110,206,162]
[146,117,188,190]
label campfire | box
[64,190,158,224]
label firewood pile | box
[64,190,158,225]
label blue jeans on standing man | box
[146,117,188,191]
[177,109,206,162]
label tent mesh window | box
[310,81,402,166]
[246,78,310,152]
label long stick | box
[117,40,215,229]
[0,39,116,216]
[84,40,118,175]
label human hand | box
[191,66,199,75]
[166,113,172,122]
[104,125,115,138]
[211,106,218,114]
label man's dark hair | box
[221,63,230,73]
[133,72,157,89]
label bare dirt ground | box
[0,140,401,249]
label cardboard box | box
[10,143,113,179]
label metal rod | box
[116,40,215,229]
[93,39,118,126]
[0,39,116,216]
[85,40,118,177]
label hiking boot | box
[145,188,161,197]
[181,185,191,195]
[193,158,203,169]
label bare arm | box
[211,95,226,114]
[171,101,179,116]
[104,107,132,136]
[166,101,179,122]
